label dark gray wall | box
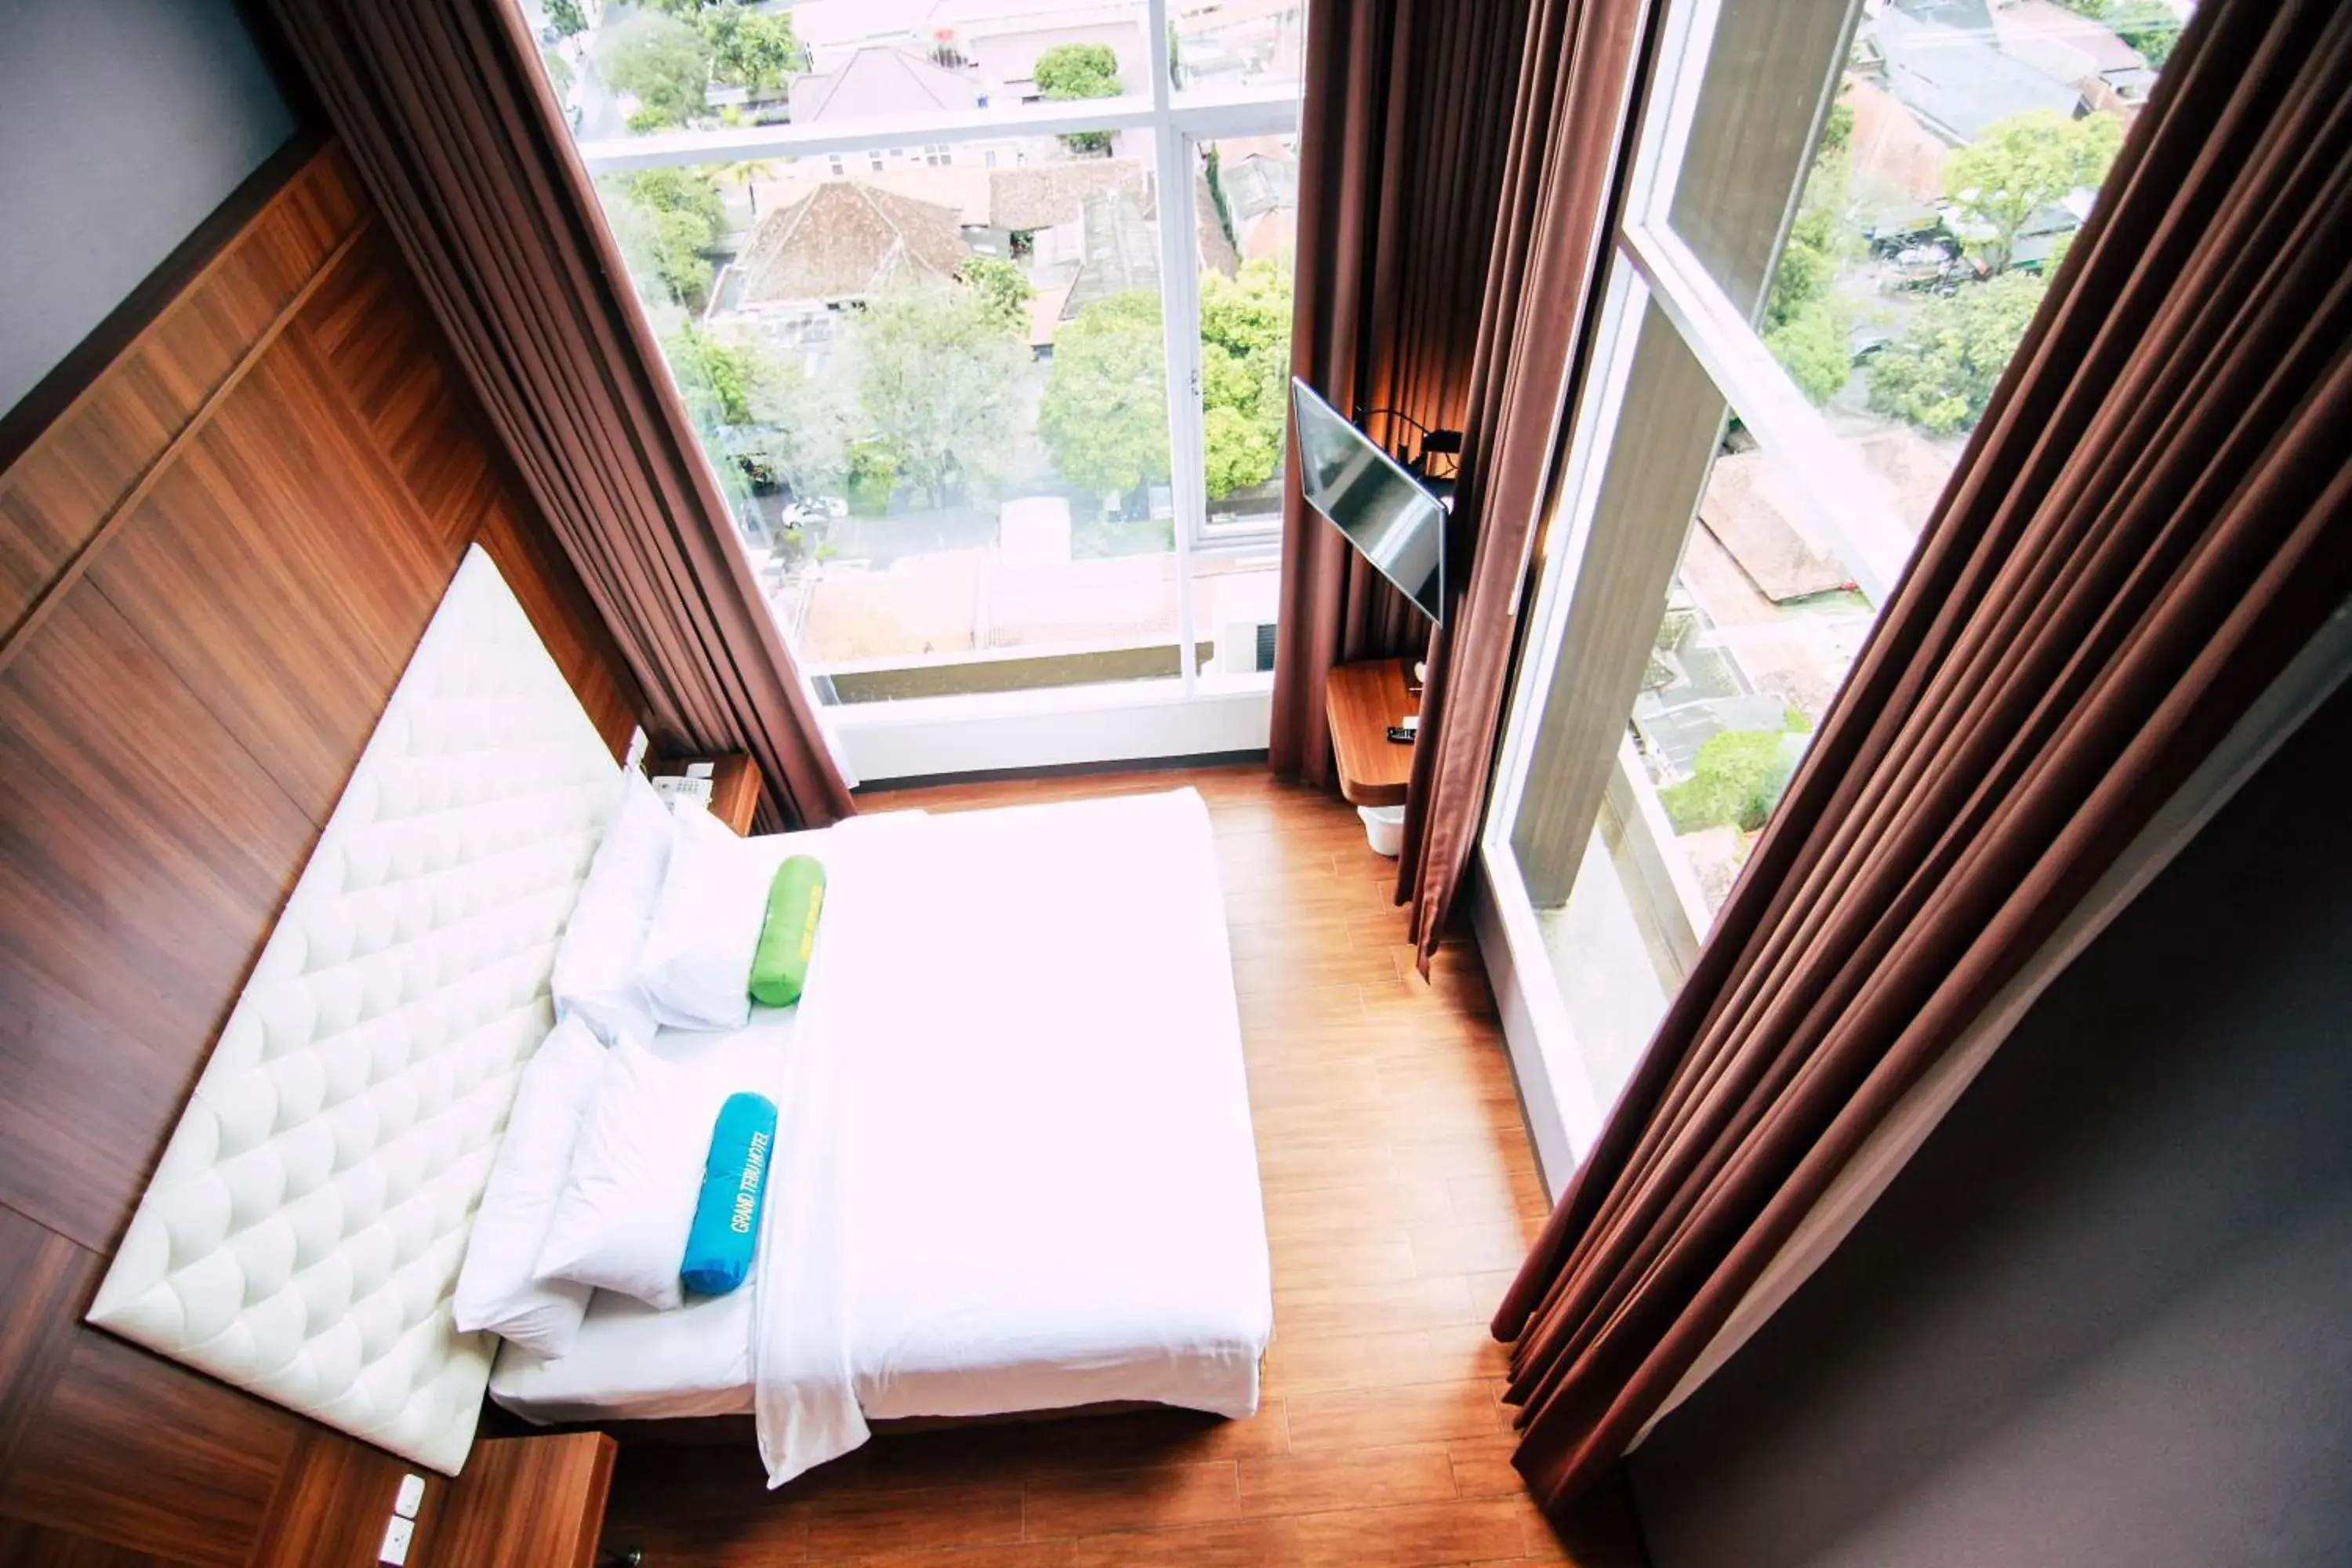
[0,0,296,417]
[1628,678,2352,1568]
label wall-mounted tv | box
[1289,378,1446,624]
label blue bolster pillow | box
[681,1092,777,1297]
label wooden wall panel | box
[0,149,359,635]
[0,139,643,1566]
[89,335,456,819]
[299,227,499,554]
[0,589,318,1248]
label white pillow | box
[633,803,771,1032]
[551,771,676,1045]
[533,1040,707,1311]
[451,1014,608,1354]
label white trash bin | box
[1359,803,1406,857]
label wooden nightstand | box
[647,752,764,837]
[416,1433,615,1567]
[1325,657,1418,807]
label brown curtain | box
[1395,0,1652,970]
[1495,0,2352,1516]
[1268,0,1531,786]
[260,2,853,829]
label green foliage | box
[599,168,726,309]
[702,3,798,94]
[1036,42,1120,154]
[1864,270,2047,434]
[1199,260,1293,499]
[855,283,1030,506]
[544,0,587,36]
[1039,291,1170,497]
[662,324,767,433]
[1818,100,1854,153]
[1035,42,1121,98]
[1945,109,2122,274]
[540,46,574,102]
[1762,98,1860,403]
[1766,300,1854,406]
[1039,261,1294,502]
[601,13,711,130]
[844,441,899,516]
[1658,721,1809,836]
[2053,0,2180,67]
[960,257,1036,336]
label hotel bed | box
[492,793,1272,1483]
[86,546,1272,1486]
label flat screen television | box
[1290,377,1447,625]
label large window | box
[517,0,1301,733]
[1483,0,2180,1163]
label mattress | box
[488,791,1273,1482]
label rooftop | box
[790,45,987,125]
[1877,2,2085,144]
[727,181,970,307]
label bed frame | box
[85,547,621,1473]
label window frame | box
[561,2,1303,745]
[1479,0,1937,1176]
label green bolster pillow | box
[681,1092,776,1297]
[749,855,826,1007]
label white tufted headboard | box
[87,546,622,1473]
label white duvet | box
[489,789,1273,1486]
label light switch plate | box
[379,1515,415,1566]
[394,1472,425,1519]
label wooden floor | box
[600,765,1586,1566]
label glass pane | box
[569,132,1181,702]
[1171,0,1308,95]
[538,0,1155,140]
[1499,295,1728,1112]
[1198,133,1298,533]
[1192,546,1283,691]
[1671,0,2170,538]
[1635,424,1875,913]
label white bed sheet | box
[756,789,1272,1484]
[488,793,1273,1480]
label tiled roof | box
[1695,450,1856,603]
[988,159,1151,232]
[732,182,971,304]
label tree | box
[543,0,587,37]
[1659,724,1809,836]
[1864,269,2047,434]
[740,354,858,500]
[540,46,575,103]
[1040,291,1168,497]
[702,4,798,95]
[1199,260,1293,498]
[855,283,1030,507]
[1766,300,1854,407]
[662,323,769,433]
[2053,0,2181,68]
[1761,96,1860,404]
[1035,42,1121,154]
[1944,108,2122,274]
[598,167,726,309]
[960,257,1036,336]
[601,13,711,131]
